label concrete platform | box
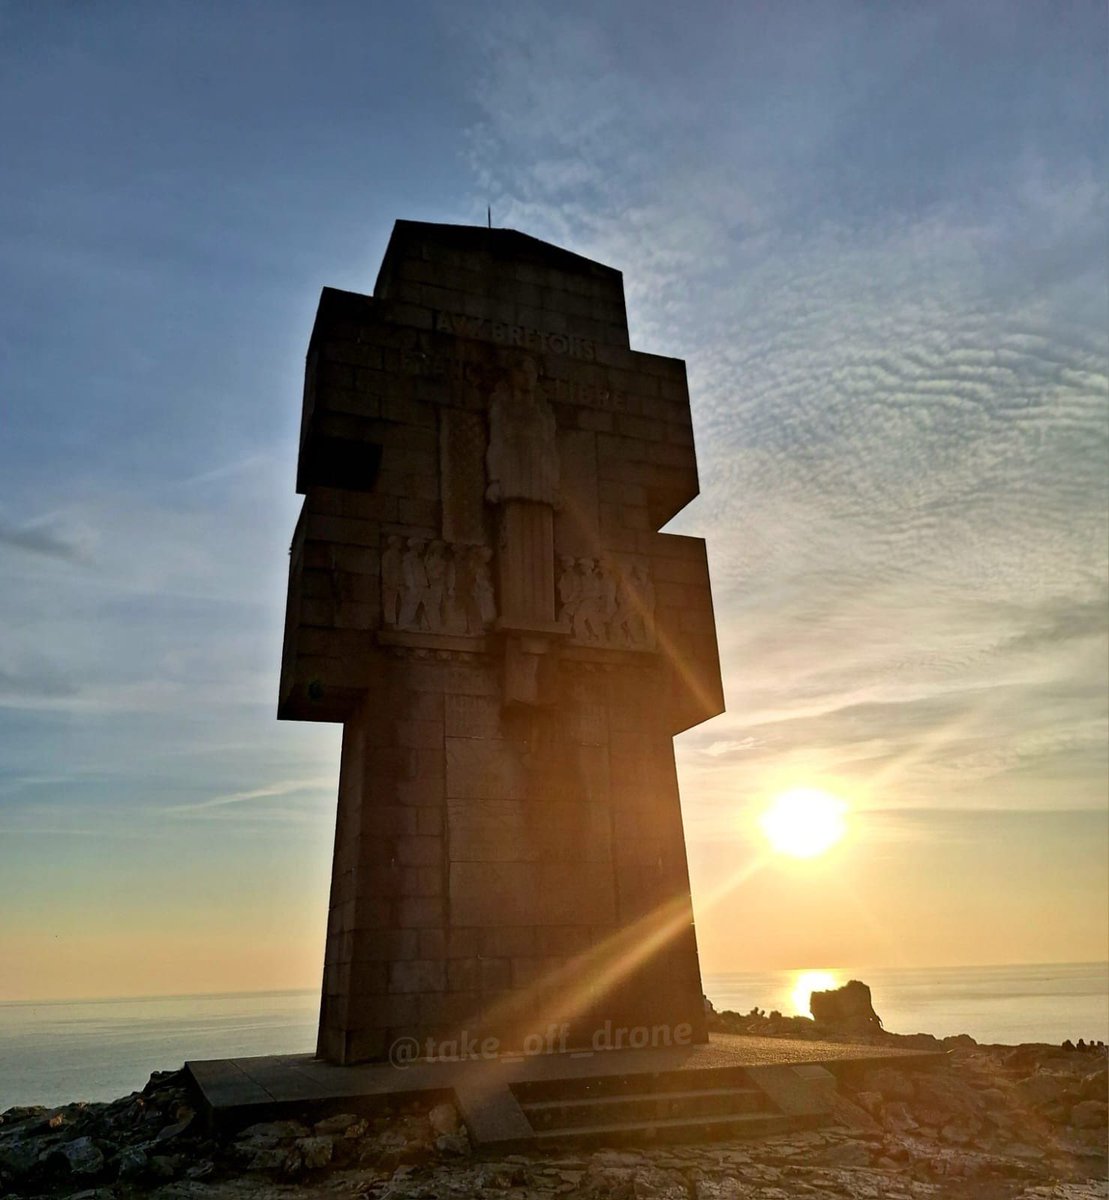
[186,1033,945,1148]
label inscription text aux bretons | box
[434,310,597,361]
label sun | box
[760,787,847,859]
[790,970,839,1016]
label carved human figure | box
[631,562,656,648]
[423,540,448,632]
[441,545,463,634]
[600,559,619,640]
[381,534,404,627]
[448,544,484,635]
[574,558,605,643]
[398,538,429,629]
[485,357,559,506]
[472,546,497,629]
[557,555,581,632]
[611,564,634,647]
[559,556,656,650]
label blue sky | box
[1,1,1105,1000]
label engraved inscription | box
[397,350,630,412]
[435,311,596,361]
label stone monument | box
[279,221,724,1064]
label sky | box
[1,0,1106,1003]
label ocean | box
[1,962,1106,1112]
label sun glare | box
[790,969,840,1017]
[760,787,847,859]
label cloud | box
[463,1,1108,823]
[163,778,335,819]
[0,511,93,563]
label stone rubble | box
[1,1038,1105,1199]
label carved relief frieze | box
[557,556,657,651]
[382,536,496,636]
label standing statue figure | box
[423,540,448,632]
[442,544,463,634]
[599,560,619,641]
[485,357,559,506]
[631,562,656,649]
[612,564,635,647]
[381,534,404,627]
[472,546,496,629]
[398,538,428,629]
[450,543,494,636]
[557,555,581,632]
[574,558,605,643]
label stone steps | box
[511,1063,756,1101]
[523,1085,771,1130]
[506,1065,828,1145]
[526,1109,803,1146]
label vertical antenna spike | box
[487,205,492,229]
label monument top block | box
[373,220,629,358]
[282,220,722,733]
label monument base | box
[185,1033,944,1147]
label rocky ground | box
[2,1020,1105,1200]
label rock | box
[854,1090,884,1117]
[862,1066,916,1102]
[810,979,884,1033]
[287,1134,334,1170]
[237,1119,310,1144]
[59,1136,105,1176]
[583,1162,688,1200]
[894,1032,944,1049]
[434,1131,470,1156]
[1016,1071,1070,1107]
[943,1033,978,1049]
[813,1139,872,1166]
[149,1152,184,1178]
[1078,1067,1107,1101]
[428,1100,460,1136]
[592,1149,646,1165]
[0,1136,42,1177]
[940,1120,975,1145]
[115,1144,148,1178]
[154,1111,194,1142]
[240,1146,288,1172]
[361,1116,436,1169]
[882,1100,918,1132]
[1006,1044,1065,1070]
[313,1111,364,1137]
[142,1068,183,1093]
[476,1163,525,1189]
[0,1105,47,1125]
[827,1092,882,1135]
[1068,1099,1107,1129]
[1006,1141,1046,1160]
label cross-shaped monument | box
[280,221,725,1064]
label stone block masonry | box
[279,220,725,1064]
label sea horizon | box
[3,957,1105,1010]
[2,961,1106,1112]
